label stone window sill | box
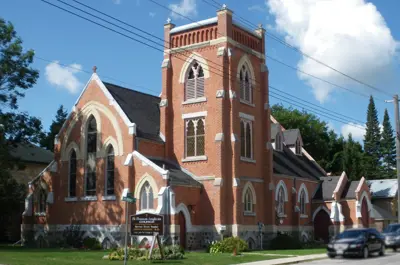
[65,197,78,202]
[182,97,207,105]
[277,214,287,218]
[80,196,98,201]
[182,155,208,163]
[240,157,256,164]
[300,214,308,219]
[35,212,46,217]
[244,212,256,216]
[102,195,116,201]
[240,99,255,107]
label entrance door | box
[179,212,186,249]
[314,210,332,243]
[361,198,369,228]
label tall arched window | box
[36,188,46,214]
[277,187,285,216]
[300,190,306,215]
[244,188,253,213]
[68,150,77,197]
[295,138,302,155]
[185,118,205,157]
[239,64,252,104]
[275,133,282,151]
[85,116,97,196]
[185,61,204,101]
[140,182,154,210]
[105,145,115,196]
[240,119,253,159]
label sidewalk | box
[238,253,327,265]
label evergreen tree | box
[343,134,363,180]
[380,109,396,178]
[40,105,68,151]
[363,96,381,179]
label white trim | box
[215,133,224,142]
[356,190,373,218]
[239,112,255,121]
[312,205,331,222]
[182,111,207,119]
[237,54,257,85]
[170,17,217,34]
[330,201,345,222]
[355,176,365,193]
[101,136,121,156]
[159,132,166,142]
[297,183,310,203]
[134,173,159,202]
[102,195,116,201]
[80,196,97,201]
[64,197,78,202]
[129,151,169,179]
[62,141,81,161]
[240,99,255,107]
[182,97,207,105]
[182,155,207,162]
[231,133,238,142]
[242,182,257,213]
[240,157,256,163]
[229,90,236,99]
[300,214,308,219]
[194,176,215,181]
[275,180,289,201]
[178,52,210,84]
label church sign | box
[131,213,164,236]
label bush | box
[83,237,102,250]
[62,223,84,248]
[209,237,248,254]
[108,245,184,261]
[269,233,302,250]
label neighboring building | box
[367,179,398,231]
[21,7,374,249]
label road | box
[304,252,400,265]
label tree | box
[325,130,346,175]
[363,96,382,179]
[271,104,330,167]
[40,105,68,151]
[343,134,363,181]
[380,109,396,178]
[0,18,39,109]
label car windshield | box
[383,225,400,233]
[336,230,366,239]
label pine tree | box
[363,96,381,179]
[40,105,68,151]
[380,108,396,178]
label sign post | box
[257,222,264,250]
[131,213,164,260]
[122,190,136,265]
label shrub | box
[108,245,184,261]
[269,233,302,250]
[83,237,102,250]
[209,237,248,254]
[62,223,84,248]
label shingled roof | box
[103,82,162,142]
[313,176,340,200]
[341,181,360,199]
[367,179,398,198]
[9,143,53,164]
[282,129,300,146]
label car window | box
[337,230,367,239]
[383,225,400,233]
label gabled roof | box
[147,157,202,188]
[367,179,398,198]
[9,143,54,165]
[341,181,360,199]
[283,129,301,146]
[271,123,281,141]
[313,176,340,200]
[103,82,162,142]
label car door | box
[367,232,378,251]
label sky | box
[2,0,400,142]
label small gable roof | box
[313,176,340,200]
[341,180,360,199]
[367,179,398,198]
[103,82,162,142]
[283,129,301,146]
[9,143,54,164]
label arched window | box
[244,188,253,213]
[185,118,205,157]
[85,116,97,196]
[295,138,301,155]
[277,187,285,216]
[38,188,46,213]
[105,145,115,196]
[300,190,306,215]
[275,133,282,151]
[239,64,252,103]
[68,150,77,197]
[185,61,205,101]
[140,182,154,210]
[240,120,253,159]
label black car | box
[382,223,400,251]
[327,228,385,259]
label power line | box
[201,0,391,97]
[38,0,366,129]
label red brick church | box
[22,6,374,249]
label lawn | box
[0,247,287,265]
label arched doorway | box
[314,210,332,243]
[178,212,186,249]
[361,198,369,228]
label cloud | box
[112,0,121,4]
[149,12,156,18]
[341,122,366,140]
[266,0,399,103]
[169,0,197,20]
[45,61,83,94]
[248,5,265,12]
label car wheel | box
[393,247,397,252]
[363,247,369,259]
[328,254,336,258]
[379,244,385,256]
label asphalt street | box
[303,252,400,265]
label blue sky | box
[2,0,400,141]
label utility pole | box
[385,95,400,223]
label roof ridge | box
[102,81,160,99]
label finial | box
[258,23,263,29]
[92,66,97,73]
[222,3,227,9]
[166,17,171,24]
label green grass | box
[0,247,286,265]
[253,248,326,256]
